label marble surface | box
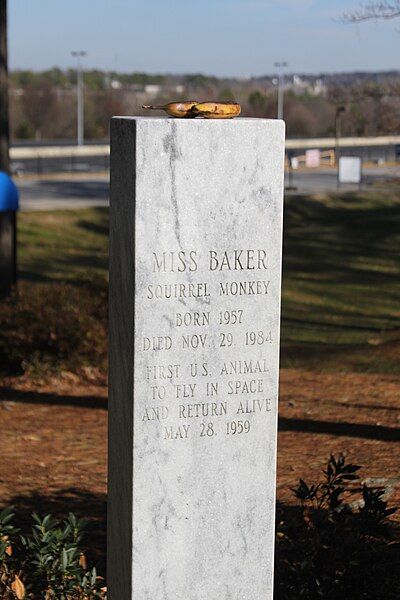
[109,117,285,600]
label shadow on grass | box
[332,400,400,412]
[18,207,109,285]
[13,192,400,374]
[278,416,400,442]
[281,192,400,372]
[77,218,109,236]
[19,250,109,284]
[0,386,107,410]
[3,385,398,442]
[283,193,400,290]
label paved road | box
[18,176,109,211]
[18,167,400,211]
[285,166,400,194]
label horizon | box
[7,66,400,79]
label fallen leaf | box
[1,535,12,556]
[79,552,87,570]
[11,575,25,599]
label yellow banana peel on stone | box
[142,100,241,119]
[191,101,241,119]
[142,101,198,118]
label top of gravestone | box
[112,116,285,124]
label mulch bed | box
[1,368,399,574]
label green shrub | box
[275,456,400,599]
[0,509,106,599]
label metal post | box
[335,105,345,187]
[77,64,83,146]
[288,155,293,189]
[274,61,287,120]
[285,150,297,192]
[72,51,86,146]
[0,0,16,297]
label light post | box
[71,50,87,146]
[335,105,346,184]
[274,61,288,120]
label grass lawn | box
[281,191,400,373]
[15,190,400,374]
[18,208,109,284]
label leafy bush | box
[275,455,400,599]
[0,281,107,378]
[0,509,106,599]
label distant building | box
[313,79,326,96]
[289,75,326,97]
[144,84,161,96]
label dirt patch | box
[1,369,399,571]
[277,370,400,511]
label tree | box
[218,87,236,101]
[22,80,58,140]
[84,90,126,138]
[342,1,400,22]
[0,0,16,297]
[248,90,267,116]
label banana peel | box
[142,101,241,119]
[192,102,241,119]
[142,101,198,118]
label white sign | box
[291,156,299,170]
[338,156,362,184]
[305,149,320,168]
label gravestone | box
[108,117,285,600]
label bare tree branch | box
[342,1,400,22]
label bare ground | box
[1,368,399,571]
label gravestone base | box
[108,117,285,600]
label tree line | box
[8,69,400,141]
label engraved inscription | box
[140,247,277,442]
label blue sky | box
[8,0,400,76]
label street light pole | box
[335,105,346,185]
[274,61,288,120]
[71,51,86,146]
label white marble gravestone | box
[108,117,285,600]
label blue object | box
[0,171,19,212]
